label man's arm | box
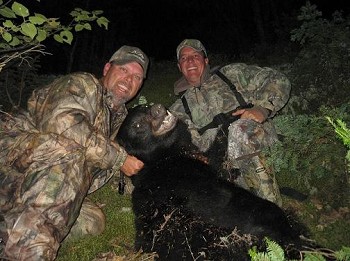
[28,73,127,171]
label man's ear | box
[103,62,112,76]
[205,57,209,65]
[177,63,181,72]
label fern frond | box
[265,238,285,261]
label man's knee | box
[67,198,105,240]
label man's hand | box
[120,155,144,176]
[232,106,270,123]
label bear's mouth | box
[153,110,177,136]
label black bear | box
[116,104,317,261]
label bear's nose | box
[151,104,166,118]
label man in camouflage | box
[170,39,291,207]
[0,45,149,260]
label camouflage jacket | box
[0,72,127,193]
[170,63,291,150]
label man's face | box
[178,47,208,86]
[102,61,144,110]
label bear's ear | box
[116,105,152,153]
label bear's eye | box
[132,122,145,129]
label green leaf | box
[36,28,47,42]
[34,13,47,20]
[304,253,327,261]
[29,15,46,25]
[97,16,109,30]
[80,10,90,16]
[2,31,12,42]
[60,30,73,44]
[12,2,29,18]
[53,33,63,43]
[83,23,91,30]
[92,10,104,15]
[20,22,37,39]
[3,20,14,28]
[11,25,20,32]
[0,42,10,49]
[46,18,60,29]
[74,24,84,32]
[0,7,17,18]
[9,36,21,46]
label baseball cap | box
[109,45,149,78]
[176,39,207,60]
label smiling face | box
[178,47,209,86]
[101,61,144,111]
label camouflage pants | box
[0,162,105,261]
[0,114,107,260]
[227,119,282,206]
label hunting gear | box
[170,39,291,206]
[0,45,149,260]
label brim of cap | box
[177,46,207,59]
[111,58,147,78]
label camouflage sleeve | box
[28,73,127,171]
[253,68,291,118]
[222,64,291,118]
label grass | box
[56,182,136,261]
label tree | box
[0,0,109,110]
[0,0,109,72]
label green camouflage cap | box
[176,39,207,60]
[109,45,149,78]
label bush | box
[288,1,350,114]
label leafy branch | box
[326,117,350,164]
[0,0,109,72]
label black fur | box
[116,104,322,260]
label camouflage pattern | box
[227,119,282,206]
[109,45,149,78]
[0,72,128,260]
[170,63,290,205]
[176,39,208,60]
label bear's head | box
[117,104,193,163]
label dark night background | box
[27,0,349,75]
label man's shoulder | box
[54,72,100,95]
[220,63,259,73]
[66,72,99,84]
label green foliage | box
[326,117,350,150]
[0,1,110,110]
[249,238,286,261]
[290,1,324,45]
[249,237,350,261]
[335,246,350,261]
[132,95,151,107]
[326,116,350,172]
[266,103,349,203]
[288,1,350,114]
[269,114,338,178]
[0,1,109,48]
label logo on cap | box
[129,50,146,63]
[109,45,149,78]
